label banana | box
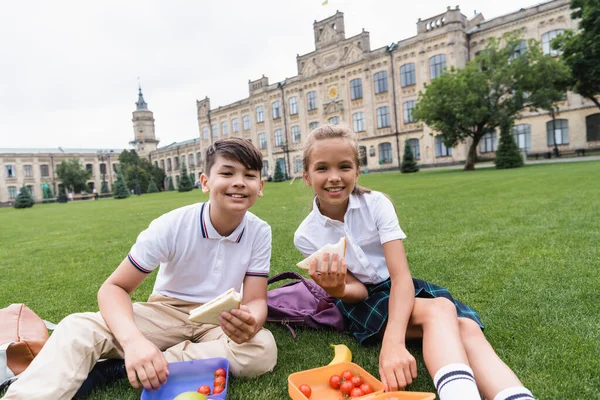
[328,343,352,365]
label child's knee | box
[458,317,483,340]
[419,297,458,324]
[232,329,277,378]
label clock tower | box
[131,85,159,158]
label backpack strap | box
[268,271,330,302]
[267,271,304,285]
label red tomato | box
[299,384,312,398]
[213,385,225,394]
[360,383,373,394]
[197,385,211,395]
[329,374,342,389]
[350,387,364,398]
[340,381,354,395]
[341,370,354,381]
[214,375,226,387]
[351,376,363,387]
[214,368,226,378]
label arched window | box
[376,106,390,128]
[243,115,251,130]
[435,136,452,157]
[546,119,569,145]
[400,63,416,87]
[350,79,363,100]
[274,129,284,147]
[379,142,392,164]
[586,114,600,142]
[429,54,446,79]
[256,106,264,123]
[203,126,209,139]
[512,124,532,152]
[479,132,497,153]
[272,101,281,119]
[406,138,420,160]
[374,71,388,94]
[353,112,365,132]
[542,30,564,56]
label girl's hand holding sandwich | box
[219,305,258,344]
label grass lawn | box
[1,161,599,399]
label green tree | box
[413,34,571,170]
[189,173,195,186]
[401,142,419,173]
[118,149,165,193]
[57,186,68,203]
[14,186,35,209]
[112,167,130,199]
[56,159,91,193]
[168,176,174,191]
[495,119,524,169]
[273,162,285,182]
[101,181,110,194]
[553,0,600,109]
[178,162,194,192]
[147,177,159,193]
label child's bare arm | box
[308,253,368,302]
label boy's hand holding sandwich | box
[219,305,260,344]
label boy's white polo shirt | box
[294,191,405,285]
[128,201,271,303]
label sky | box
[0,0,531,150]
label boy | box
[3,137,277,399]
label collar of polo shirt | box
[312,193,362,226]
[199,201,247,242]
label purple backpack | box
[266,271,345,338]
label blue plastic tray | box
[141,357,229,400]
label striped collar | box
[199,201,246,243]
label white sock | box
[433,363,481,400]
[493,386,535,400]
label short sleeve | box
[245,224,272,277]
[294,231,319,258]
[372,193,406,244]
[128,213,175,273]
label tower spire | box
[136,80,148,110]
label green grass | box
[1,161,599,399]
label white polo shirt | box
[294,191,406,285]
[128,201,271,303]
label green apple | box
[173,392,208,400]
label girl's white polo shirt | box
[294,191,405,285]
[128,201,271,303]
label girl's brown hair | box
[302,124,370,195]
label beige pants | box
[2,294,277,400]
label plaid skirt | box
[335,278,484,344]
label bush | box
[147,178,159,193]
[168,176,175,191]
[101,181,110,194]
[178,162,194,192]
[401,142,419,173]
[113,168,130,199]
[495,123,524,169]
[14,186,35,209]
[273,162,285,182]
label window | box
[256,106,264,123]
[403,101,417,124]
[274,129,284,147]
[8,186,17,199]
[203,126,209,139]
[160,160,165,170]
[309,121,319,131]
[27,185,34,197]
[358,146,367,166]
[430,54,447,79]
[189,153,195,167]
[406,138,420,160]
[307,91,317,111]
[379,142,392,164]
[154,161,158,169]
[479,132,497,153]
[586,114,600,142]
[197,152,202,165]
[542,30,564,56]
[376,106,391,128]
[353,112,365,132]
[243,115,251,130]
[211,124,218,138]
[181,155,186,167]
[329,116,340,125]
[167,159,172,171]
[262,160,269,177]
[5,165,15,178]
[232,119,239,133]
[291,125,301,143]
[40,165,49,177]
[24,165,33,177]
[374,71,388,94]
[289,96,298,115]
[258,133,267,149]
[435,136,452,157]
[512,124,532,152]
[174,157,180,170]
[85,164,93,175]
[272,101,281,119]
[369,146,376,157]
[400,63,416,87]
[294,156,303,173]
[350,78,363,100]
[221,121,228,135]
[510,40,527,60]
[546,119,569,145]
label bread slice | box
[188,288,242,324]
[296,236,347,270]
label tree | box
[118,149,165,193]
[413,34,571,170]
[178,162,194,192]
[14,186,35,209]
[57,187,68,203]
[112,167,130,199]
[495,119,524,169]
[101,181,110,194]
[56,159,91,193]
[553,0,600,109]
[147,177,159,193]
[401,142,419,173]
[189,173,196,187]
[168,176,174,191]
[273,162,285,182]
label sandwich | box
[188,288,242,324]
[296,236,347,270]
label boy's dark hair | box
[204,137,263,176]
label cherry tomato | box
[350,376,363,387]
[340,381,354,396]
[350,387,364,398]
[299,384,312,398]
[214,376,226,387]
[197,385,211,395]
[214,368,226,378]
[213,385,225,394]
[341,370,354,381]
[329,374,342,389]
[360,383,373,394]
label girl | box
[294,125,535,400]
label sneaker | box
[73,359,126,399]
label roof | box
[157,137,201,150]
[0,148,123,155]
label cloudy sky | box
[1,0,529,150]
